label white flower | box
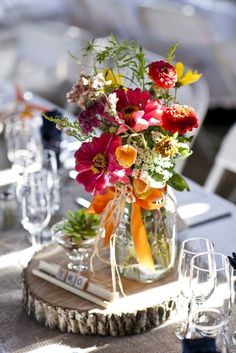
[131,141,174,183]
[105,93,120,120]
[81,76,89,86]
[91,73,111,90]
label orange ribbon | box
[87,186,166,271]
[131,187,166,270]
[87,188,117,247]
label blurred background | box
[0,0,236,202]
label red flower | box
[116,88,162,132]
[74,134,130,194]
[149,60,177,89]
[161,104,199,135]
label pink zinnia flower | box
[115,88,163,132]
[149,60,177,89]
[74,134,131,194]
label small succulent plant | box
[56,208,100,246]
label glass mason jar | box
[115,188,177,283]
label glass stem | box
[31,231,40,251]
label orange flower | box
[133,178,151,199]
[116,145,137,168]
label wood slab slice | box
[23,244,177,336]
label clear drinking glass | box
[188,252,232,353]
[175,237,214,339]
[20,170,51,249]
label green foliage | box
[168,173,190,192]
[84,34,148,89]
[42,113,93,142]
[164,42,178,63]
[178,147,192,158]
[56,209,100,246]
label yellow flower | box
[175,62,202,86]
[103,69,123,88]
[155,135,178,158]
[116,145,137,168]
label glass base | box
[67,261,89,273]
[191,308,226,337]
[67,248,90,273]
[175,321,188,340]
[118,264,171,283]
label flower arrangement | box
[46,35,201,271]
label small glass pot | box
[51,221,95,273]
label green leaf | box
[168,173,190,192]
[85,39,95,53]
[164,42,178,63]
[68,51,81,64]
[177,135,193,143]
[82,34,149,89]
[178,148,192,157]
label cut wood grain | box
[23,244,178,336]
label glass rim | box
[190,251,229,272]
[180,237,214,255]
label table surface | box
[1,171,236,353]
[0,89,236,352]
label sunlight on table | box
[24,343,98,353]
[178,202,210,220]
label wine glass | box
[188,252,232,352]
[175,237,214,339]
[189,252,216,306]
[36,149,61,244]
[5,114,42,174]
[20,170,51,250]
[41,149,60,215]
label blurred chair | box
[0,0,76,27]
[7,22,92,106]
[138,1,236,109]
[212,40,236,108]
[137,1,217,67]
[74,0,140,39]
[204,123,236,192]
